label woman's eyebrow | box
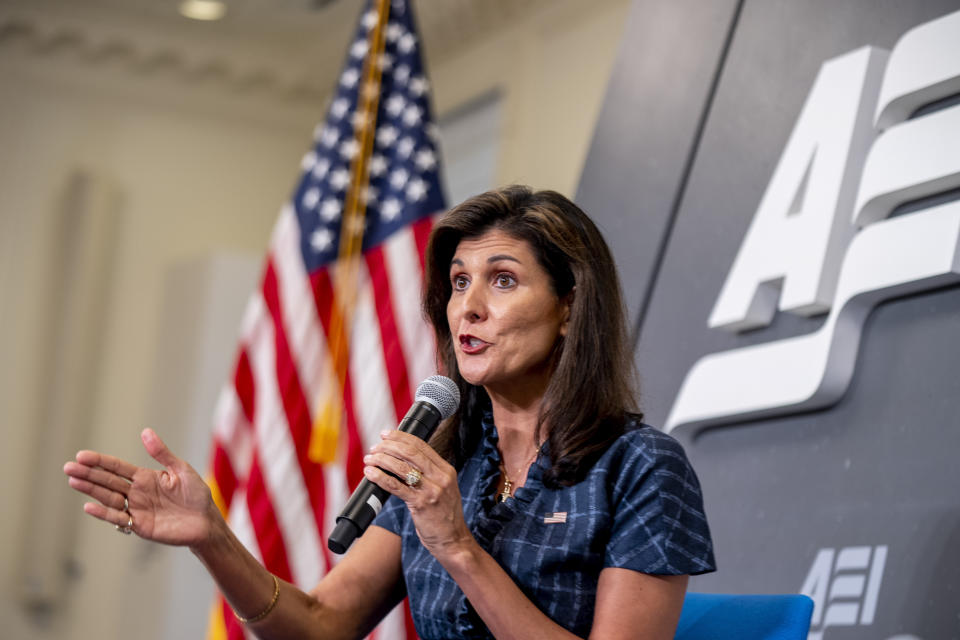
[449,254,522,268]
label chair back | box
[674,592,814,640]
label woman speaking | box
[64,186,715,639]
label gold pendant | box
[499,479,512,503]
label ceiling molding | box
[0,14,329,107]
[0,0,625,115]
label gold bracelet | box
[234,574,280,624]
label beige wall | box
[0,71,313,640]
[432,0,629,194]
[0,1,628,638]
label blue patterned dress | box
[373,411,716,639]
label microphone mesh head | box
[414,375,460,420]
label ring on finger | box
[115,513,134,535]
[404,467,422,488]
[123,496,129,512]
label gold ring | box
[115,514,134,535]
[404,467,422,488]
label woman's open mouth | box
[459,334,490,354]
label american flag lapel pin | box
[543,512,567,524]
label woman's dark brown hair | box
[424,185,638,487]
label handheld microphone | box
[327,375,460,554]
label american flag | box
[205,0,445,637]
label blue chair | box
[674,593,814,640]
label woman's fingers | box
[64,460,132,495]
[365,430,457,503]
[141,428,181,470]
[365,429,457,492]
[370,430,442,473]
[67,476,127,510]
[362,452,421,500]
[362,463,435,504]
[363,450,418,479]
[83,501,134,530]
[74,449,138,481]
[362,464,407,494]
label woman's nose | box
[459,283,486,322]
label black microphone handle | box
[327,401,442,554]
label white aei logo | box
[800,545,887,640]
[666,10,960,433]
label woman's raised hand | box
[64,428,220,548]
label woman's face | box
[446,229,569,398]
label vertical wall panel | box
[576,0,741,330]
[18,171,120,609]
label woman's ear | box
[559,286,575,337]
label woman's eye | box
[452,275,469,290]
[495,273,516,288]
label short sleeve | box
[371,494,407,536]
[604,429,716,576]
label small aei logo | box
[666,9,960,434]
[800,545,887,640]
[799,545,925,640]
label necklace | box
[498,447,540,503]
